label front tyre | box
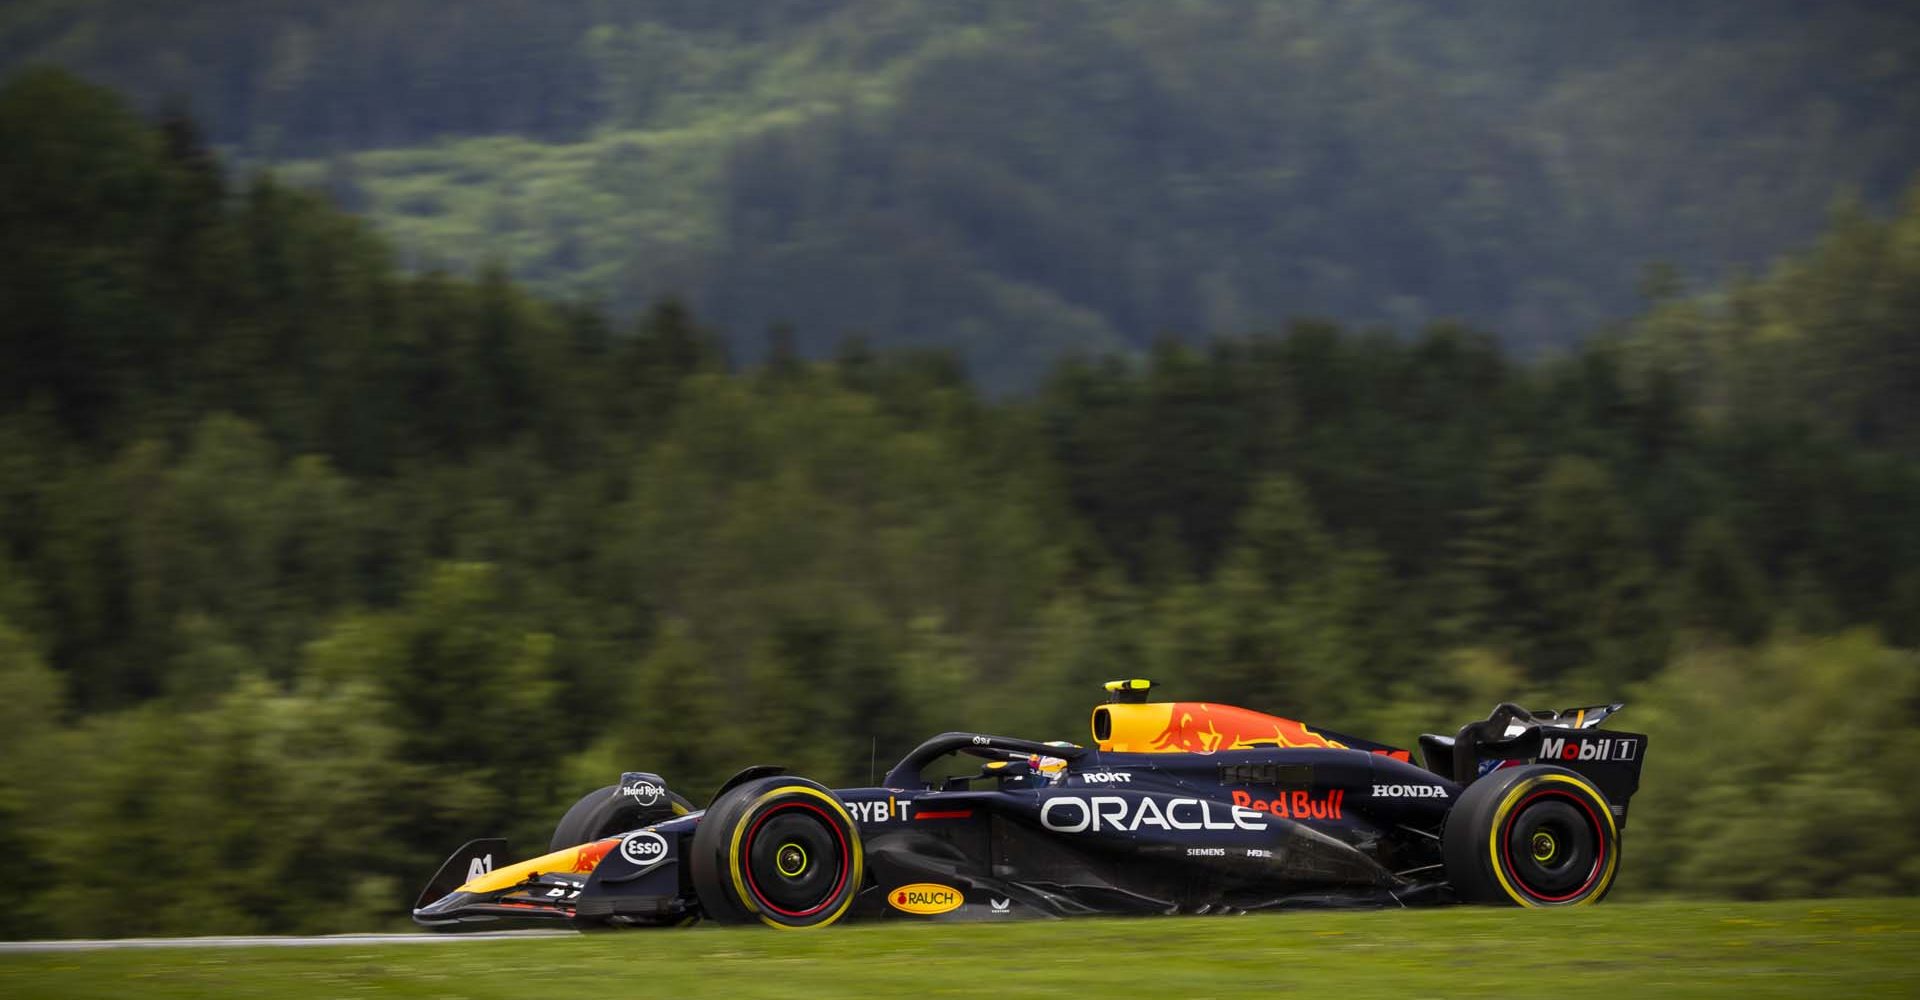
[689,776,864,929]
[1442,765,1620,906]
[550,784,694,852]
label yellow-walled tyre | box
[549,784,694,853]
[1442,765,1620,906]
[689,776,864,929]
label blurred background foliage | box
[0,2,1917,937]
[4,1,1919,388]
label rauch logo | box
[889,883,964,915]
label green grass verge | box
[3,899,1915,999]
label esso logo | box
[619,831,668,867]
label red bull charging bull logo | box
[569,838,619,873]
[1150,702,1347,753]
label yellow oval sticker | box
[888,882,964,915]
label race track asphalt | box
[0,929,575,953]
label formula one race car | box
[413,680,1647,929]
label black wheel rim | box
[1501,790,1605,902]
[741,801,849,918]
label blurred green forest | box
[3,70,1919,937]
[4,1,1918,388]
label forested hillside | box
[2,72,1918,936]
[5,1,1918,387]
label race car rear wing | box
[1421,702,1649,825]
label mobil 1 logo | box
[1538,734,1640,763]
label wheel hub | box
[1531,831,1557,862]
[776,841,809,878]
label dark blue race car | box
[413,680,1647,929]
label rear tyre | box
[689,776,864,929]
[550,784,694,852]
[1442,764,1619,906]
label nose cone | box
[457,837,619,895]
